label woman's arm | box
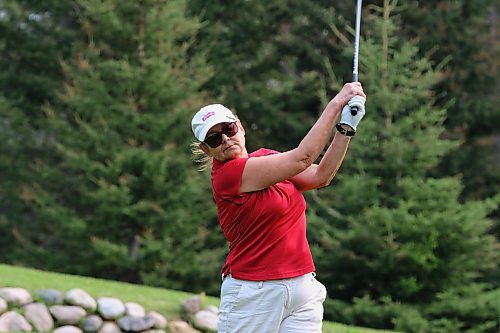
[239,83,364,193]
[289,132,351,191]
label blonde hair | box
[190,141,213,171]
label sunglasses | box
[204,122,238,148]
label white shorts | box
[218,272,327,333]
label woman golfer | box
[191,82,366,333]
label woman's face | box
[201,120,247,162]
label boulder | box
[117,315,155,332]
[35,289,64,305]
[81,315,103,332]
[53,325,83,333]
[98,321,122,333]
[0,311,33,332]
[181,295,202,314]
[97,297,125,320]
[65,289,97,312]
[124,302,145,317]
[147,311,167,329]
[24,302,54,332]
[49,305,86,325]
[168,320,201,333]
[193,310,218,332]
[0,288,32,306]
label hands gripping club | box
[337,96,366,136]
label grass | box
[0,264,395,333]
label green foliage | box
[0,0,76,115]
[425,283,500,333]
[326,296,398,328]
[326,284,500,333]
[1,0,225,294]
[0,0,78,264]
[309,2,499,331]
[399,0,499,134]
[400,0,500,210]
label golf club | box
[351,0,363,116]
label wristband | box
[336,123,356,136]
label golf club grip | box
[351,73,359,116]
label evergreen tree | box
[399,1,500,246]
[12,0,224,293]
[308,1,499,331]
[0,0,78,262]
[399,0,499,134]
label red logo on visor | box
[202,111,215,122]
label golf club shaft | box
[351,0,362,115]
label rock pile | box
[0,287,218,333]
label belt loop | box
[312,272,316,278]
[258,281,264,289]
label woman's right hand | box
[330,82,366,109]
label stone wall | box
[0,287,218,333]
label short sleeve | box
[213,157,249,198]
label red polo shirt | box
[212,148,315,281]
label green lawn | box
[0,264,394,333]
